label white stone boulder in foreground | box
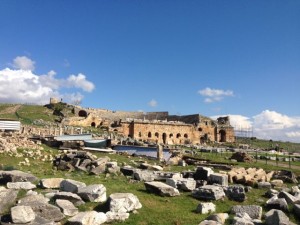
[68,211,107,225]
[11,205,35,223]
[144,181,180,197]
[40,178,64,189]
[109,193,142,213]
[78,184,107,202]
[7,181,36,190]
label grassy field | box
[1,146,300,225]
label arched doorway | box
[91,122,96,127]
[148,132,152,138]
[78,110,88,117]
[219,130,226,142]
[162,133,167,144]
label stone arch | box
[91,122,96,127]
[219,130,226,142]
[169,133,173,138]
[176,133,181,138]
[184,133,188,138]
[155,132,159,138]
[78,110,88,117]
[148,132,152,138]
[162,133,167,144]
[198,127,203,132]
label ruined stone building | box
[64,106,235,145]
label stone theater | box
[66,105,235,145]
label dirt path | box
[0,104,22,114]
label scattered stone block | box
[60,179,86,193]
[198,220,221,225]
[78,184,107,202]
[205,213,229,224]
[52,191,85,206]
[40,178,64,189]
[0,170,38,184]
[192,185,225,201]
[166,178,196,191]
[144,181,180,197]
[0,189,18,214]
[68,211,107,225]
[133,169,156,182]
[278,191,300,205]
[194,167,214,180]
[225,185,246,202]
[11,205,35,223]
[209,173,228,186]
[196,202,216,214]
[265,209,290,225]
[266,196,288,212]
[18,193,49,204]
[231,205,262,220]
[109,193,142,213]
[257,181,271,189]
[106,211,130,222]
[56,199,78,216]
[271,179,284,188]
[7,181,36,190]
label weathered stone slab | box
[166,178,196,191]
[231,205,262,220]
[192,185,225,201]
[0,170,38,184]
[278,191,300,205]
[7,181,36,190]
[0,189,18,214]
[60,179,86,193]
[78,184,107,202]
[18,194,49,205]
[232,212,255,225]
[106,211,130,222]
[52,192,85,206]
[56,199,78,216]
[257,181,272,189]
[11,205,35,223]
[39,178,64,189]
[266,196,288,212]
[225,185,246,202]
[198,220,221,225]
[109,193,142,213]
[196,202,216,214]
[194,167,214,180]
[205,213,229,224]
[133,169,156,182]
[120,166,136,176]
[265,209,290,225]
[144,181,180,197]
[68,211,107,225]
[209,173,228,186]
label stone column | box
[157,144,164,162]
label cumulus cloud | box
[148,99,158,107]
[212,110,300,143]
[0,56,95,104]
[198,87,234,103]
[13,56,35,71]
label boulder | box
[209,173,228,186]
[194,167,214,180]
[18,193,49,204]
[39,178,64,189]
[133,169,156,182]
[205,213,229,224]
[271,179,284,188]
[120,166,136,176]
[265,189,279,198]
[7,181,36,190]
[106,211,130,222]
[294,204,300,217]
[144,181,180,197]
[278,191,300,205]
[196,202,216,214]
[52,191,85,206]
[231,205,263,220]
[166,178,196,191]
[56,199,78,216]
[78,184,107,202]
[11,205,35,223]
[68,211,107,225]
[232,212,255,225]
[0,170,38,184]
[265,209,290,225]
[257,181,272,189]
[192,185,225,201]
[0,189,18,214]
[225,185,246,202]
[60,179,86,193]
[266,196,288,212]
[198,220,222,225]
[109,193,142,213]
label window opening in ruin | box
[155,132,159,138]
[176,133,181,138]
[169,133,173,138]
[91,122,96,127]
[148,132,152,138]
[139,132,142,137]
[219,130,226,142]
[184,133,188,138]
[162,133,167,144]
[78,110,88,117]
[198,127,202,132]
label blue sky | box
[0,1,299,143]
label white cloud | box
[67,73,95,92]
[148,99,157,107]
[198,87,234,103]
[212,110,300,143]
[0,56,95,104]
[13,56,35,71]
